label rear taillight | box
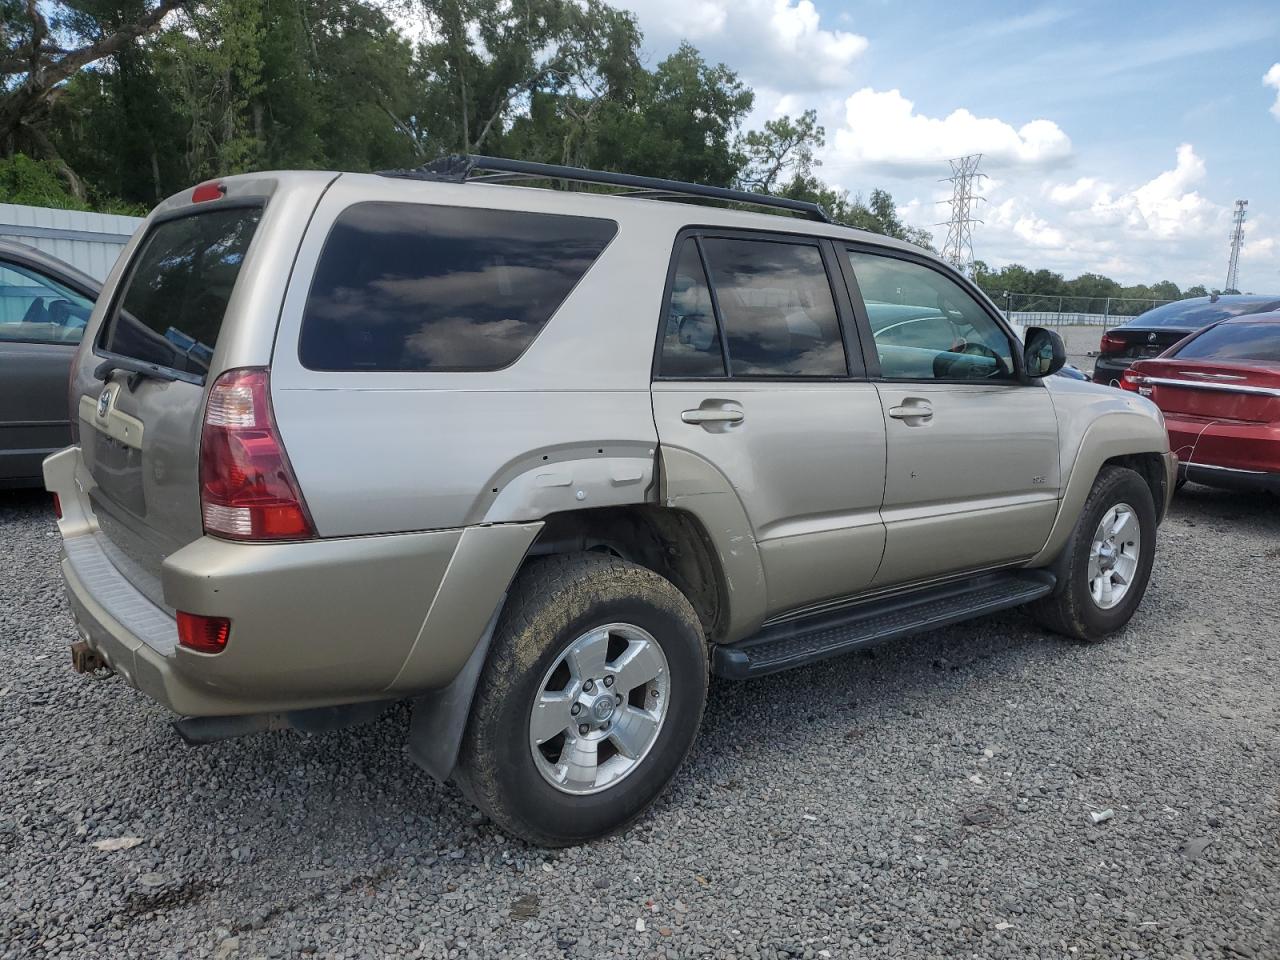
[52,493,62,519]
[177,611,231,653]
[199,368,314,541]
[1120,369,1153,396]
[1100,332,1125,355]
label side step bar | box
[712,570,1056,679]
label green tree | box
[588,43,752,187]
[1,0,184,198]
[0,152,89,208]
[409,0,641,159]
[739,109,823,193]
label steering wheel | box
[937,338,1010,379]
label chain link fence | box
[998,292,1177,327]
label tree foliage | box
[0,0,1205,299]
[973,261,1198,316]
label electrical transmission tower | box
[1224,199,1247,292]
[938,154,986,277]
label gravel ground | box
[2,485,1278,960]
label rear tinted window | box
[299,203,617,372]
[1175,322,1280,362]
[1127,298,1280,328]
[101,207,262,377]
[700,238,845,377]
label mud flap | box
[405,599,504,783]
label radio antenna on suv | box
[377,154,833,223]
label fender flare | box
[1029,411,1173,568]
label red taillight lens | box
[1100,332,1125,355]
[177,611,231,653]
[199,368,314,541]
[52,493,62,518]
[1119,370,1142,392]
[191,181,225,203]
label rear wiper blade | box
[93,353,200,387]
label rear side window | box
[299,203,617,372]
[1174,322,1280,362]
[101,207,262,378]
[700,238,845,377]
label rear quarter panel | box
[269,175,668,537]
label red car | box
[1121,312,1280,493]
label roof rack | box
[376,154,831,224]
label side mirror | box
[1023,326,1066,379]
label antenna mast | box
[1224,199,1247,292]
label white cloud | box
[622,0,867,90]
[1046,144,1215,240]
[1265,63,1280,120]
[829,88,1072,175]
[893,145,1276,289]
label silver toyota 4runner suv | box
[44,156,1175,846]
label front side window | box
[659,241,724,377]
[700,238,846,377]
[0,260,94,345]
[101,207,262,377]
[847,250,1015,381]
[299,203,617,372]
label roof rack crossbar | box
[377,154,831,223]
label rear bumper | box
[43,446,540,717]
[1179,461,1280,493]
[1166,416,1280,492]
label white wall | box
[0,203,143,281]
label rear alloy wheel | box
[455,553,707,846]
[1030,465,1157,640]
[529,623,671,795]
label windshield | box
[99,207,262,378]
[1175,322,1280,362]
[1126,298,1280,328]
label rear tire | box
[454,553,707,846]
[1030,466,1156,641]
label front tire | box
[1030,466,1157,641]
[454,553,708,846]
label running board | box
[712,570,1056,679]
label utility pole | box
[1225,200,1247,293]
[937,154,986,278]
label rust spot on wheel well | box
[524,506,726,642]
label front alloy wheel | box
[1087,502,1141,609]
[1029,465,1157,640]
